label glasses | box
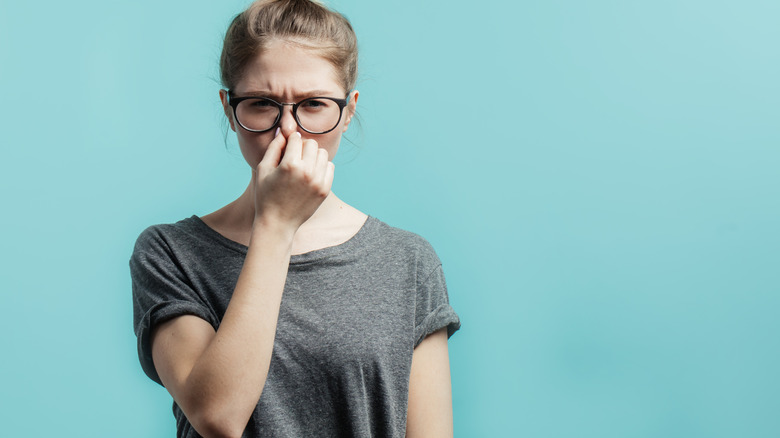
[227,92,349,134]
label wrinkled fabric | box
[130,215,460,437]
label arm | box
[406,328,454,438]
[151,222,294,438]
[151,132,334,438]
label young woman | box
[130,1,460,436]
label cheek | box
[237,131,274,168]
[318,132,343,160]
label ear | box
[342,90,359,132]
[219,89,237,132]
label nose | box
[278,104,299,137]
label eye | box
[301,98,328,109]
[249,99,274,108]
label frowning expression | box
[220,39,358,170]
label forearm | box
[182,219,295,436]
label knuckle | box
[279,161,295,173]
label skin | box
[150,39,453,438]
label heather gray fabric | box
[130,215,460,438]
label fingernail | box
[274,127,280,137]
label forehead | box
[235,40,343,96]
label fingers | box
[260,128,286,168]
[269,130,332,193]
[313,148,334,195]
[301,139,319,176]
[322,161,335,194]
[280,131,303,166]
[312,148,330,185]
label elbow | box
[174,376,258,438]
[189,406,248,438]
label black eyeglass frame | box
[227,91,349,134]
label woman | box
[130,1,460,437]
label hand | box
[251,130,335,231]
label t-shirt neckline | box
[187,214,376,263]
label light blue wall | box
[1,0,778,436]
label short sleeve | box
[129,227,218,385]
[413,262,461,348]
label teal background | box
[1,0,778,436]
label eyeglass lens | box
[235,98,342,133]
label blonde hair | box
[220,0,358,94]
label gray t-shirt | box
[130,215,460,438]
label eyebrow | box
[238,90,340,99]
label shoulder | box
[367,217,442,269]
[130,216,210,273]
[132,216,201,257]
